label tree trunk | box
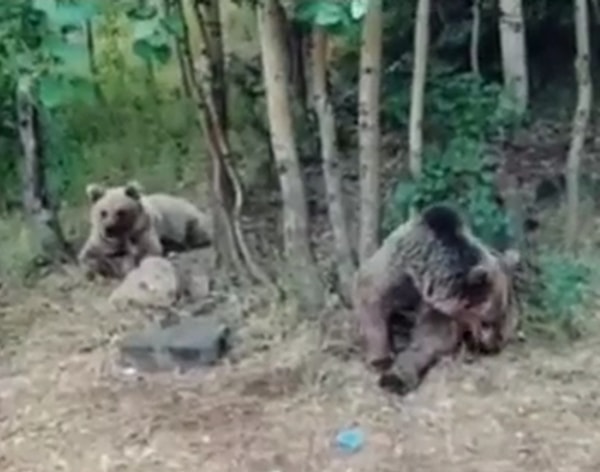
[171,0,272,288]
[566,0,593,250]
[193,0,227,128]
[257,0,323,310]
[408,0,431,183]
[357,0,383,264]
[16,76,71,265]
[85,19,104,102]
[311,27,356,305]
[470,0,481,77]
[498,0,529,113]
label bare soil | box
[1,267,600,472]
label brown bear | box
[78,181,212,280]
[353,203,522,394]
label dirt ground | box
[1,269,600,472]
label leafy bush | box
[523,252,593,341]
[383,74,523,248]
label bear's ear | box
[124,180,143,200]
[86,183,106,203]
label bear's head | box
[86,181,145,240]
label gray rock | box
[119,315,231,372]
[109,256,180,309]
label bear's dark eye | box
[100,210,107,219]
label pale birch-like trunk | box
[16,76,71,264]
[566,0,593,250]
[358,0,382,264]
[408,0,431,182]
[470,0,481,77]
[257,0,323,309]
[311,27,356,305]
[498,0,529,113]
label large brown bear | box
[353,204,522,395]
[78,181,212,279]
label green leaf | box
[132,18,160,41]
[126,4,159,20]
[314,2,347,26]
[161,13,185,39]
[132,39,171,65]
[37,74,69,108]
[132,38,155,63]
[34,0,99,29]
[44,36,89,73]
[295,0,350,27]
[351,0,369,19]
[69,77,96,104]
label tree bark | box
[470,0,481,77]
[311,27,356,305]
[358,0,383,264]
[192,0,227,128]
[170,0,272,288]
[566,0,593,250]
[498,0,529,113]
[408,0,431,183]
[16,76,71,265]
[257,0,324,310]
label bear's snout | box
[105,223,128,238]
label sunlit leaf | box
[33,0,99,29]
[314,2,347,26]
[350,0,369,19]
[132,17,159,41]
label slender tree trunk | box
[16,76,71,264]
[470,0,481,77]
[85,19,104,102]
[170,0,272,288]
[257,0,324,310]
[193,0,228,128]
[357,0,382,264]
[408,0,431,183]
[163,0,192,97]
[498,0,529,113]
[311,27,356,305]
[566,0,593,250]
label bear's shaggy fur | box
[353,203,522,394]
[78,181,212,279]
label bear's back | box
[142,193,208,242]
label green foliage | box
[524,252,594,341]
[294,0,362,36]
[384,74,520,249]
[127,8,173,66]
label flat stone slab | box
[119,315,231,373]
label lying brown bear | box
[78,181,213,279]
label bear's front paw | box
[378,366,419,396]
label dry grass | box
[2,268,600,472]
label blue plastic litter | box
[335,426,365,453]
